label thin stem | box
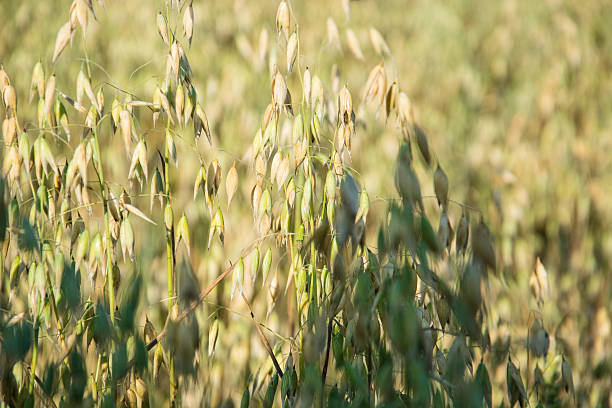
[29,316,39,395]
[164,122,177,404]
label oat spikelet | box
[183,2,194,47]
[226,161,238,210]
[369,27,390,57]
[434,164,449,208]
[53,22,74,63]
[396,91,414,127]
[346,29,364,61]
[455,212,469,255]
[275,1,290,41]
[286,32,298,73]
[363,62,386,108]
[303,67,311,106]
[157,12,169,46]
[175,82,185,126]
[271,66,287,113]
[119,109,132,155]
[30,61,45,102]
[44,74,56,122]
[327,17,342,52]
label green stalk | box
[29,316,39,395]
[92,126,115,323]
[164,123,177,404]
[91,122,116,401]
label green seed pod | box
[263,373,279,408]
[74,228,89,267]
[293,113,304,141]
[250,246,260,282]
[240,387,250,408]
[310,114,320,144]
[420,215,440,254]
[177,212,190,255]
[281,201,291,234]
[259,188,272,217]
[9,196,19,227]
[164,204,174,232]
[231,257,245,300]
[297,264,307,295]
[296,224,305,246]
[262,247,273,288]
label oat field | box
[0,0,611,406]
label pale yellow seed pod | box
[30,61,45,102]
[2,116,16,146]
[286,32,298,73]
[119,109,132,155]
[183,1,194,46]
[363,62,386,108]
[0,66,9,94]
[44,73,55,119]
[275,1,290,40]
[338,85,353,125]
[271,67,287,112]
[396,91,414,126]
[170,41,180,80]
[303,67,311,106]
[346,28,364,61]
[3,85,17,114]
[157,12,169,46]
[369,27,390,57]
[53,22,73,63]
[226,161,238,209]
[327,17,341,52]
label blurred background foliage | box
[1,0,612,406]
